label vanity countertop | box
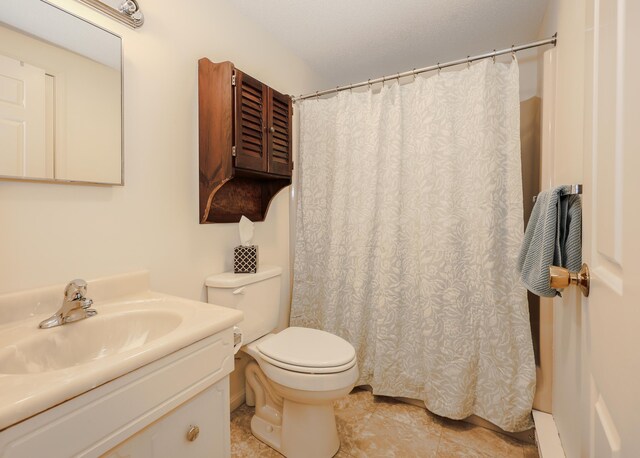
[0,272,243,432]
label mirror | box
[0,0,123,185]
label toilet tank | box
[205,265,282,344]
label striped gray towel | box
[517,185,582,297]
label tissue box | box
[234,245,258,273]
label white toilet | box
[206,265,358,458]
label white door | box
[554,0,640,456]
[582,0,640,455]
[0,54,47,178]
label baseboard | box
[230,389,245,412]
[532,410,565,457]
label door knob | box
[549,263,590,297]
[269,126,275,133]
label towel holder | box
[533,183,583,203]
[565,184,583,195]
[549,263,590,297]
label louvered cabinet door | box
[267,88,292,176]
[234,70,268,172]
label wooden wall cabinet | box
[198,58,293,223]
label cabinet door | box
[234,71,267,172]
[102,378,231,458]
[267,88,292,176]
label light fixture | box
[76,0,144,28]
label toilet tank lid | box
[205,265,282,288]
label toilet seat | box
[257,351,357,374]
[251,348,359,393]
[256,327,356,374]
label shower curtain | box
[290,59,535,432]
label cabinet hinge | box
[232,146,237,157]
[231,73,236,86]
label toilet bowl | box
[205,266,358,458]
[243,327,358,457]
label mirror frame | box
[0,0,124,186]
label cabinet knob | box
[187,425,200,442]
[269,126,275,133]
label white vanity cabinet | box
[103,378,230,458]
[0,329,235,458]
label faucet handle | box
[64,279,88,301]
[81,298,94,309]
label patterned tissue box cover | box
[234,245,258,273]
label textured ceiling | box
[231,0,550,91]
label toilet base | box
[245,361,350,458]
[250,414,283,451]
[281,400,340,458]
[250,398,340,458]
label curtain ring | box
[492,50,496,64]
[413,68,417,81]
[396,72,401,84]
[467,56,471,69]
[511,44,516,61]
[368,79,372,89]
[437,63,441,75]
[349,84,353,93]
[382,78,385,88]
[315,91,319,101]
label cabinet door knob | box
[269,126,275,133]
[187,425,200,442]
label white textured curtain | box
[291,60,535,432]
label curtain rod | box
[292,34,557,102]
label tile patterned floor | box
[231,387,539,457]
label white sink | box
[0,309,183,374]
[0,272,243,431]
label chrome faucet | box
[38,279,97,329]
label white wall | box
[0,0,325,332]
[518,48,540,101]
